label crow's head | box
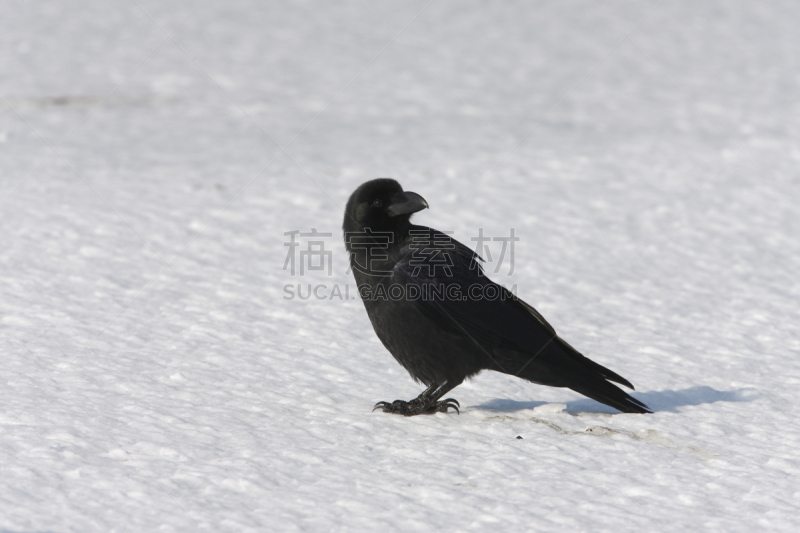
[342,178,428,237]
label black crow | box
[343,178,651,416]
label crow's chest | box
[363,298,479,384]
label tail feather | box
[563,375,651,414]
[504,343,651,414]
[556,337,636,390]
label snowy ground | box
[2,0,800,531]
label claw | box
[373,401,390,412]
[442,398,460,408]
[442,400,459,414]
[373,399,411,414]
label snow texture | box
[2,1,800,531]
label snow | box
[2,0,800,531]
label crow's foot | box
[373,398,459,416]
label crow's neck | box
[346,220,411,284]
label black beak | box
[386,191,429,217]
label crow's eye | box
[372,199,383,207]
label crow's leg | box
[373,381,461,416]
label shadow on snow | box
[473,385,757,414]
